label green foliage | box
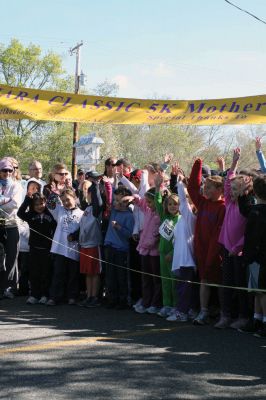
[0,130,28,159]
[0,38,73,137]
[0,38,66,88]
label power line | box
[224,0,266,26]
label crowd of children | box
[1,138,266,339]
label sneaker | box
[68,298,76,305]
[78,297,92,307]
[230,318,249,330]
[157,306,172,318]
[214,316,232,329]
[132,298,142,310]
[254,323,266,338]
[238,319,263,334]
[135,304,148,314]
[188,309,198,321]
[46,299,56,306]
[166,313,178,322]
[168,307,176,315]
[146,306,160,314]
[167,311,188,322]
[86,297,101,308]
[26,296,39,305]
[39,296,48,305]
[193,310,210,325]
[3,288,15,299]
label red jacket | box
[188,159,225,282]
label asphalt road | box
[0,297,265,400]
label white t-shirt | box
[172,181,197,270]
[48,204,83,261]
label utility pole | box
[70,41,83,179]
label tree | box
[0,38,73,137]
[90,79,119,97]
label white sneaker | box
[46,299,56,306]
[133,298,143,309]
[135,304,148,314]
[157,306,172,317]
[39,296,48,305]
[167,307,177,316]
[146,306,160,314]
[167,313,178,322]
[26,296,39,305]
[3,288,15,299]
[193,310,210,325]
[167,311,188,322]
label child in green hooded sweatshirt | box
[154,173,180,317]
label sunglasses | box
[56,172,68,176]
[1,169,13,173]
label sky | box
[1,0,266,101]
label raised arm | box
[224,148,241,205]
[154,173,164,220]
[216,156,226,173]
[90,182,103,218]
[17,195,32,222]
[187,158,204,208]
[255,136,266,173]
[119,175,138,194]
[46,192,62,221]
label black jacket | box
[17,196,56,250]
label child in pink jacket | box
[216,148,249,329]
[126,187,162,314]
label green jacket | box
[155,192,180,254]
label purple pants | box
[175,267,199,314]
[141,255,162,308]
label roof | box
[74,133,104,147]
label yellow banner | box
[1,84,266,125]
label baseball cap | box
[85,170,103,180]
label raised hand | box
[232,147,241,163]
[177,168,185,182]
[27,185,38,198]
[255,136,262,151]
[216,156,225,172]
[164,153,174,164]
[171,161,179,176]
